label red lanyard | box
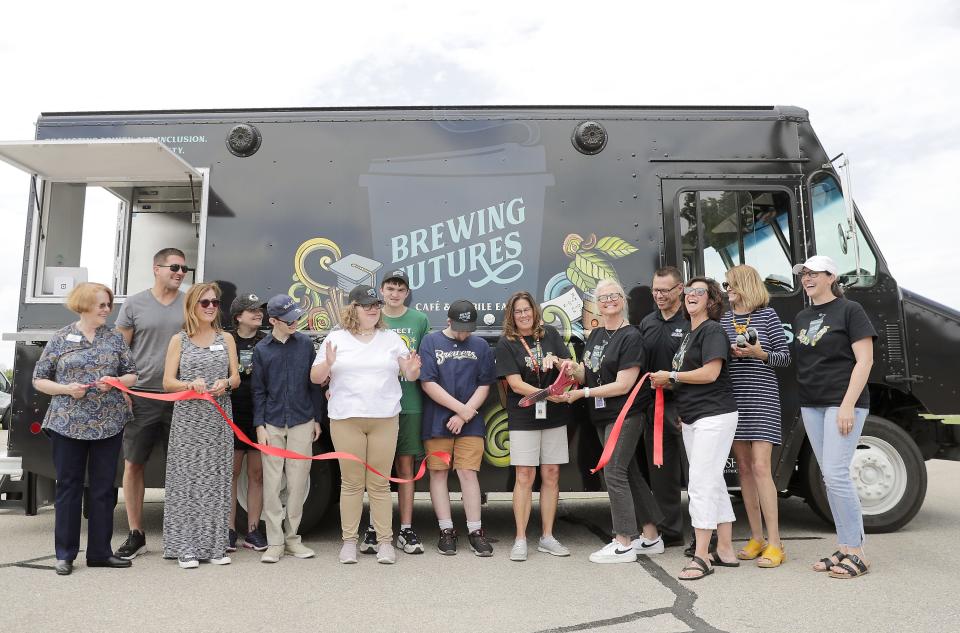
[518,334,543,380]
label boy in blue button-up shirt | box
[251,294,323,563]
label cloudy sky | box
[1,0,957,368]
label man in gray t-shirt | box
[114,247,189,560]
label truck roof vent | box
[226,123,262,157]
[572,121,607,155]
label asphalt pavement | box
[2,459,958,633]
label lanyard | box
[518,334,543,387]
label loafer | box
[87,556,132,568]
[55,560,73,576]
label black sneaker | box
[117,530,147,560]
[227,529,238,553]
[359,526,377,554]
[468,528,493,557]
[683,532,718,558]
[437,528,458,556]
[397,527,425,554]
[243,527,268,552]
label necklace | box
[731,312,751,335]
[604,319,626,341]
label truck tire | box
[235,456,337,535]
[803,414,927,533]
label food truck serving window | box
[679,189,796,294]
[0,139,206,301]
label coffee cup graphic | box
[361,142,554,319]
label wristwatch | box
[583,386,591,398]
[669,371,679,384]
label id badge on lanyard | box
[594,397,606,409]
[535,400,547,419]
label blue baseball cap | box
[266,294,305,322]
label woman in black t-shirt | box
[652,277,738,580]
[496,291,573,562]
[792,256,876,580]
[226,293,268,553]
[563,279,664,564]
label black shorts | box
[122,397,174,465]
[232,416,258,451]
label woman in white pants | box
[652,277,738,580]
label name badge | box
[535,400,547,420]
[66,334,83,343]
[594,397,606,409]
[209,344,225,351]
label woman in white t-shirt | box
[311,285,421,565]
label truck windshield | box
[810,174,877,284]
[680,189,796,294]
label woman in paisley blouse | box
[33,282,138,576]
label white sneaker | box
[537,536,571,557]
[510,539,528,562]
[285,541,316,559]
[589,540,637,564]
[209,556,232,565]
[339,541,358,564]
[177,555,199,569]
[260,545,283,564]
[632,536,664,555]
[376,542,397,565]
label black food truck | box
[1,105,958,533]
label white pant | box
[682,411,738,530]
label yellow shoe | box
[757,544,786,568]
[736,538,767,561]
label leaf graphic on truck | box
[561,233,637,293]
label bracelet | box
[583,386,590,398]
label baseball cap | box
[381,268,410,287]
[348,285,382,306]
[447,299,478,332]
[266,294,305,322]
[792,255,839,276]
[229,291,266,318]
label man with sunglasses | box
[250,294,323,563]
[636,266,689,549]
[115,248,190,560]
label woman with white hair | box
[563,278,664,563]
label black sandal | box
[679,555,715,581]
[708,552,740,567]
[813,550,845,572]
[829,554,869,579]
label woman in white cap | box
[311,285,421,564]
[792,255,876,579]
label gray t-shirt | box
[116,289,185,391]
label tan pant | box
[261,422,315,547]
[330,416,399,543]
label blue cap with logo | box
[266,294,305,322]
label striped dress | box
[720,307,790,444]
[162,331,233,560]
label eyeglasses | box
[157,264,192,274]
[597,292,623,303]
[273,317,298,326]
[652,284,681,296]
[198,299,221,308]
[721,282,737,292]
[513,307,533,316]
[683,287,708,296]
[799,270,822,279]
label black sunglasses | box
[721,281,737,291]
[273,317,298,326]
[157,264,192,274]
[198,299,221,308]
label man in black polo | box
[637,266,689,547]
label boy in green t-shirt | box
[359,269,431,555]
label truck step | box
[0,455,23,479]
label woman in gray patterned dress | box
[161,282,240,569]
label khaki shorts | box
[509,425,570,466]
[424,436,484,471]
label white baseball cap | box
[792,255,839,276]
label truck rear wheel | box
[803,414,927,533]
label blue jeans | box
[801,407,868,547]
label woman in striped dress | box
[720,265,790,568]
[161,282,240,569]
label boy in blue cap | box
[251,294,323,563]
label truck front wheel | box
[803,414,927,533]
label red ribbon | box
[100,377,450,483]
[590,373,665,473]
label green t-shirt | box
[382,307,431,414]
